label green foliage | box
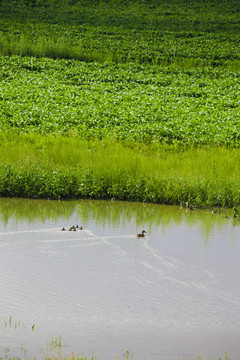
[0,0,239,66]
[0,56,239,146]
[0,132,240,208]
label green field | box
[0,0,239,68]
[1,56,240,145]
[0,0,240,208]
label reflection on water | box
[0,197,233,241]
[0,198,240,360]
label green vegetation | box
[1,131,240,208]
[0,0,239,68]
[0,56,240,145]
[0,0,239,207]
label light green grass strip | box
[1,131,240,182]
[0,132,240,208]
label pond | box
[0,198,240,360]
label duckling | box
[137,230,146,238]
[79,226,83,230]
[68,226,75,231]
[61,227,66,231]
[73,227,77,231]
[76,225,79,229]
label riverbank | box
[1,131,240,209]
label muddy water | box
[0,198,240,360]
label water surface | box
[0,198,240,360]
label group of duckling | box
[61,225,83,231]
[61,226,146,237]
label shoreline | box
[1,132,240,210]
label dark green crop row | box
[0,56,239,146]
[0,0,239,67]
[1,0,239,33]
[0,21,239,66]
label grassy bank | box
[1,131,240,209]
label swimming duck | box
[61,227,66,231]
[79,226,83,230]
[137,230,146,238]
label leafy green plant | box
[1,132,240,208]
[0,56,239,146]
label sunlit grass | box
[1,131,240,182]
[0,131,240,208]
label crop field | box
[1,56,240,145]
[0,0,239,67]
[0,0,240,206]
[0,0,239,145]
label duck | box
[75,225,83,230]
[68,226,75,231]
[61,227,66,231]
[137,230,146,238]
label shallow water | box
[0,198,240,360]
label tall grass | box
[1,131,240,208]
[0,33,108,62]
[0,31,239,69]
